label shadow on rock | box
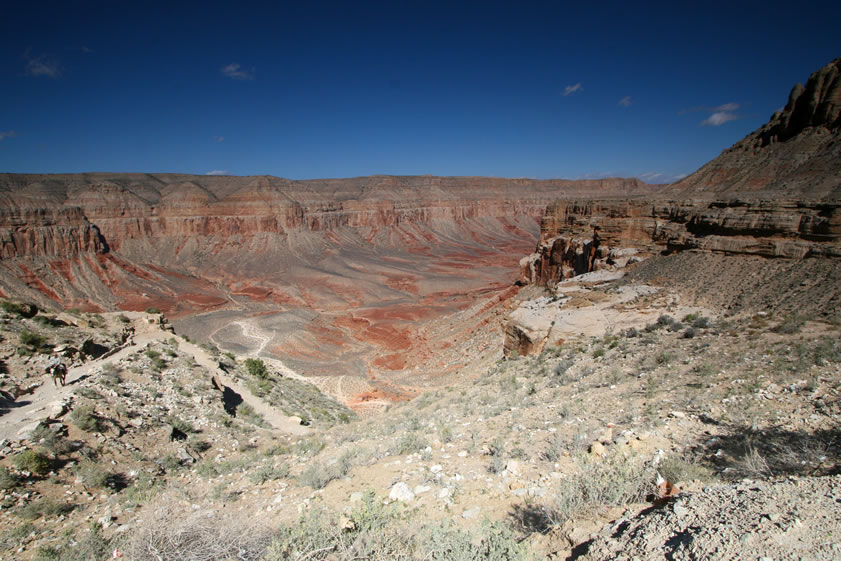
[694,423,841,478]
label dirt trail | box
[0,316,309,441]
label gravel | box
[581,475,841,561]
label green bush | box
[245,358,269,379]
[0,466,21,490]
[19,330,46,351]
[71,405,104,433]
[1,301,38,318]
[13,449,53,476]
[248,463,290,484]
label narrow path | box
[0,323,310,441]
[174,337,310,436]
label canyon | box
[0,174,658,406]
[1,57,840,410]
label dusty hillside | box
[0,264,839,560]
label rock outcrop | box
[520,57,841,288]
[668,56,841,200]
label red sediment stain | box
[383,274,419,295]
[348,386,412,408]
[48,259,75,284]
[17,263,61,301]
[234,285,273,300]
[373,353,406,370]
[181,293,227,307]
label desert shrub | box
[393,432,429,455]
[166,415,198,434]
[682,327,696,338]
[1,301,38,318]
[248,463,290,484]
[293,438,326,457]
[19,329,46,351]
[658,456,713,484]
[298,464,336,490]
[549,452,653,523]
[692,316,711,328]
[0,466,21,490]
[126,499,273,561]
[1,521,36,549]
[265,491,532,561]
[29,424,74,455]
[773,315,807,334]
[71,405,104,432]
[15,498,75,520]
[34,315,66,327]
[245,358,269,379]
[813,336,841,365]
[37,522,116,561]
[72,461,106,486]
[624,327,639,338]
[145,307,160,314]
[13,449,53,476]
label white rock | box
[388,482,415,502]
[430,465,443,473]
[349,491,364,503]
[462,506,481,519]
[438,488,451,498]
[505,460,521,476]
[414,484,432,495]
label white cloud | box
[682,101,743,126]
[212,135,225,143]
[701,111,740,126]
[205,170,229,176]
[712,102,739,112]
[0,130,17,141]
[618,96,632,107]
[25,53,60,78]
[562,82,582,96]
[221,63,255,80]
[81,46,94,53]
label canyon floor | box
[1,250,839,560]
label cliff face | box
[520,199,841,286]
[0,174,655,258]
[0,207,108,259]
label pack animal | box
[47,361,67,386]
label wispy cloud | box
[25,51,61,78]
[562,82,582,96]
[0,130,17,141]
[701,110,740,126]
[205,170,229,176]
[211,135,225,143]
[221,63,255,80]
[618,96,632,107]
[81,46,94,53]
[683,102,743,126]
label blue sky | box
[1,1,839,183]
